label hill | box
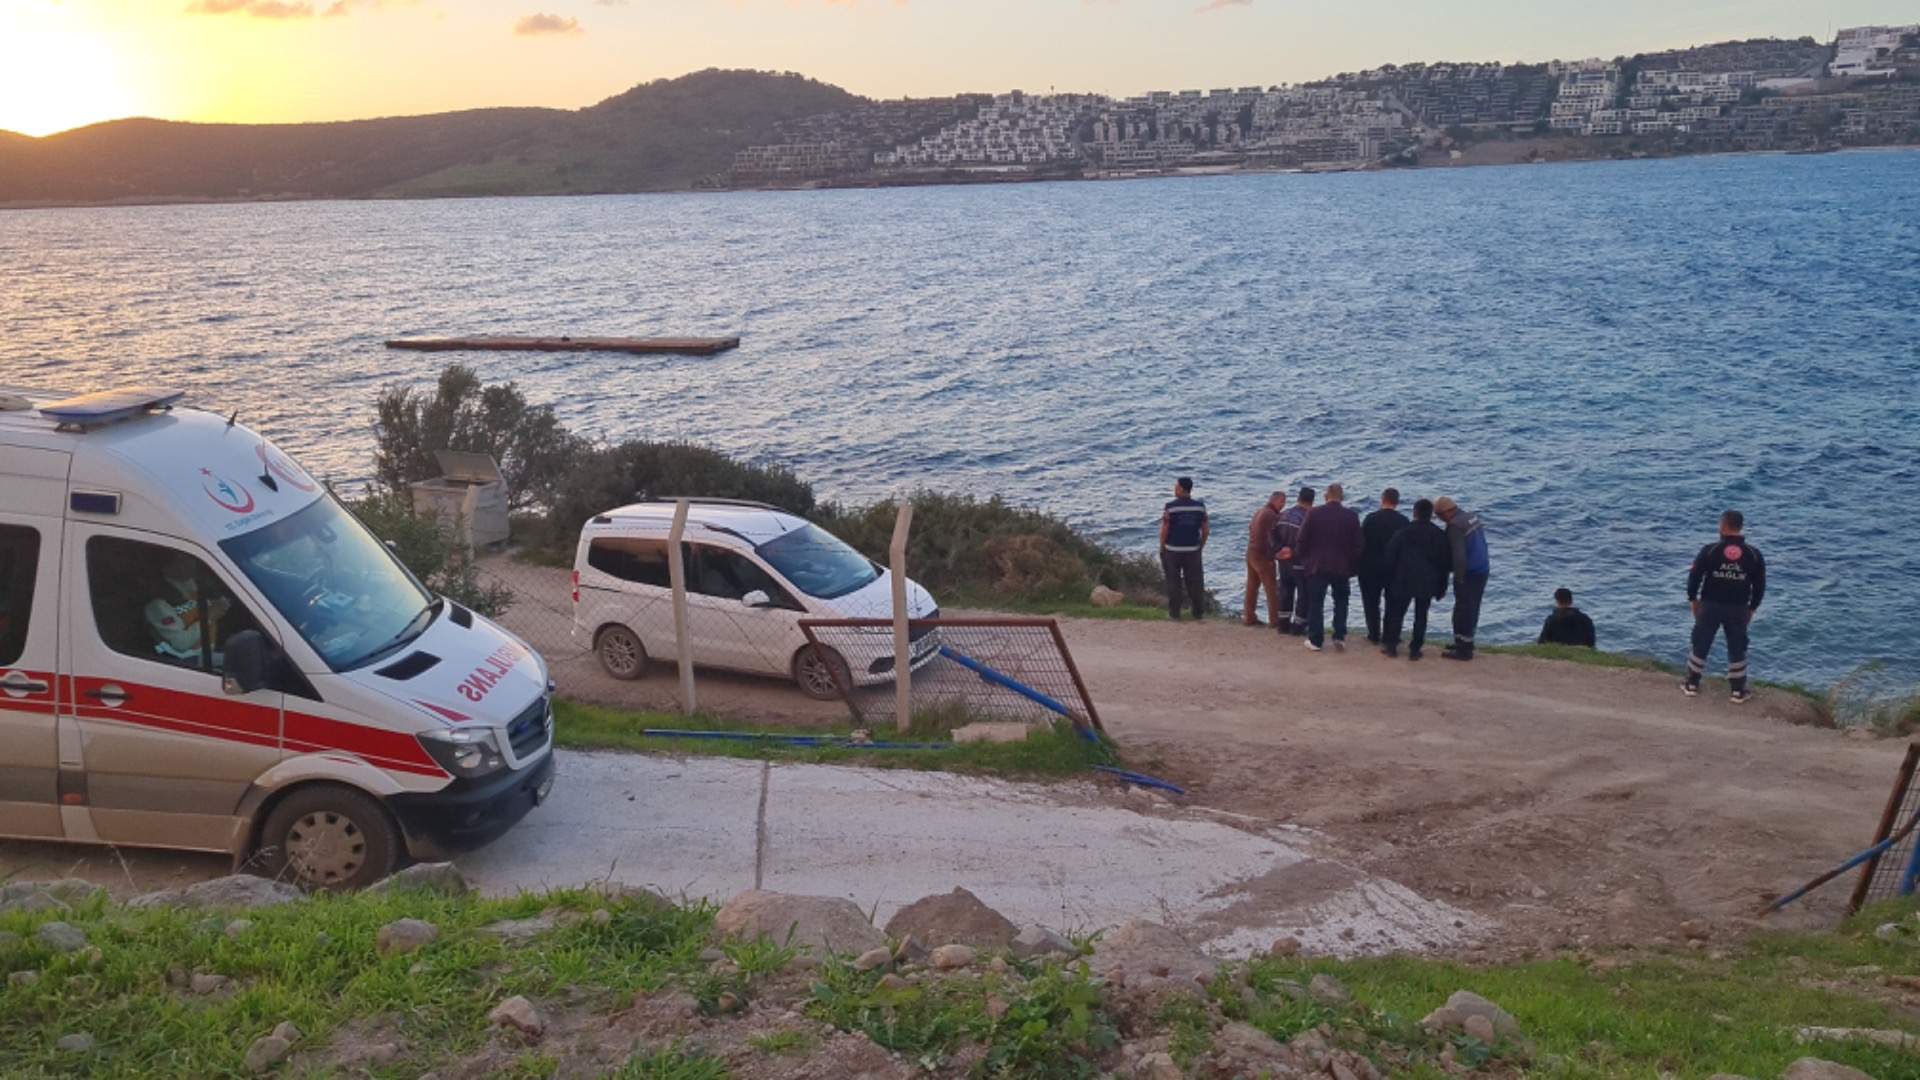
[0,69,865,206]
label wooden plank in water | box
[386,335,740,357]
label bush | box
[817,491,1163,604]
[373,364,585,511]
[343,490,514,617]
[538,440,816,553]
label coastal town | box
[727,26,1920,186]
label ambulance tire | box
[259,784,401,893]
[792,644,851,701]
[595,625,648,681]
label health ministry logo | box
[200,469,256,514]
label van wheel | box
[793,645,851,701]
[596,625,647,680]
[258,785,399,892]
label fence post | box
[666,498,696,717]
[890,501,914,733]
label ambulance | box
[0,386,555,890]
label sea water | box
[3,150,1916,688]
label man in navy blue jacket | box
[1159,477,1210,620]
[1684,510,1766,703]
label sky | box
[1,0,1915,136]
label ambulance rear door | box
[0,448,67,840]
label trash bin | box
[408,451,510,550]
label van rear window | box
[588,538,672,589]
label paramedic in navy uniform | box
[1159,477,1210,620]
[1683,509,1767,704]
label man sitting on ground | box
[1538,587,1596,648]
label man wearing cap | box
[1538,588,1597,648]
[1295,483,1364,651]
[1159,477,1210,620]
[1244,490,1285,627]
[1684,510,1765,703]
[1433,496,1490,660]
[1273,487,1314,635]
[1359,488,1409,646]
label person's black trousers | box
[1160,549,1206,619]
[1278,564,1305,633]
[1687,601,1750,691]
[1304,573,1351,647]
[1383,591,1432,654]
[1451,574,1488,655]
[1358,572,1386,643]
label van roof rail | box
[38,386,186,432]
[637,497,782,511]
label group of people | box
[1158,479,1766,697]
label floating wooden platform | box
[386,335,740,357]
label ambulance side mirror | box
[223,631,268,696]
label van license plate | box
[534,771,555,805]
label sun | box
[0,13,144,137]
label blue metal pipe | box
[938,645,1101,743]
[1094,765,1188,796]
[1900,823,1920,897]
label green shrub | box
[373,364,586,511]
[343,490,514,617]
[540,440,816,552]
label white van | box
[572,500,939,698]
[0,386,555,890]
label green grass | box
[552,698,1118,778]
[1482,642,1682,675]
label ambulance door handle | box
[0,672,50,696]
[85,684,129,708]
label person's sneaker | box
[1729,689,1753,705]
[1381,644,1399,658]
[1332,639,1346,652]
[1681,681,1699,698]
[1302,639,1322,652]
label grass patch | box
[552,698,1118,779]
[1482,642,1682,675]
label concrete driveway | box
[459,750,1484,957]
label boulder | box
[884,888,1019,949]
[0,879,105,913]
[1309,974,1351,1006]
[375,919,439,956]
[1445,990,1520,1039]
[489,995,546,1039]
[243,1034,292,1073]
[1090,920,1217,987]
[1090,585,1126,609]
[130,875,304,911]
[712,890,885,957]
[1268,936,1302,958]
[191,973,230,995]
[1010,924,1079,961]
[368,863,469,897]
[852,947,892,972]
[1463,1014,1497,1043]
[1781,1060,1877,1080]
[35,922,88,953]
[931,944,977,970]
[1214,1021,1287,1064]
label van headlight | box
[418,729,508,778]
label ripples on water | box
[4,152,1917,687]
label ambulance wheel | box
[793,645,851,701]
[596,625,647,681]
[259,785,400,893]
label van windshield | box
[219,495,437,671]
[755,523,879,600]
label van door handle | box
[85,684,129,707]
[0,672,50,695]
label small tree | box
[373,365,585,511]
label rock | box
[35,922,87,953]
[884,888,1020,949]
[1091,921,1217,987]
[1781,1060,1877,1080]
[1010,924,1079,960]
[894,934,930,964]
[931,944,976,970]
[191,974,230,995]
[271,1021,301,1044]
[1679,919,1709,940]
[10,970,40,986]
[226,919,254,938]
[711,890,885,957]
[1215,1021,1287,1062]
[1421,1006,1463,1032]
[697,947,726,963]
[853,947,893,972]
[1795,1026,1920,1052]
[1463,1014,1497,1043]
[375,919,438,956]
[951,721,1033,744]
[875,973,910,992]
[1091,585,1125,609]
[590,909,612,926]
[130,875,304,911]
[1331,1060,1361,1080]
[489,995,546,1039]
[1137,1050,1184,1079]
[243,1034,292,1073]
[368,862,469,897]
[1308,974,1351,1006]
[1445,990,1521,1039]
[56,1033,94,1053]
[1269,936,1302,958]
[0,879,105,914]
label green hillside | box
[0,69,867,205]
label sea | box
[3,150,1917,690]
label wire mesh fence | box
[1851,741,1920,911]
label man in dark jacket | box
[1294,483,1364,651]
[1538,588,1597,648]
[1273,487,1313,636]
[1684,509,1766,703]
[1381,498,1450,659]
[1159,476,1209,620]
[1243,490,1285,627]
[1433,496,1490,660]
[1358,488,1409,646]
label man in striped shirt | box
[1159,477,1210,620]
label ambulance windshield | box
[220,494,437,671]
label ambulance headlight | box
[418,729,508,778]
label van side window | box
[587,538,672,589]
[687,545,796,607]
[86,537,266,675]
[0,525,40,667]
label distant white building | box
[1831,24,1920,78]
